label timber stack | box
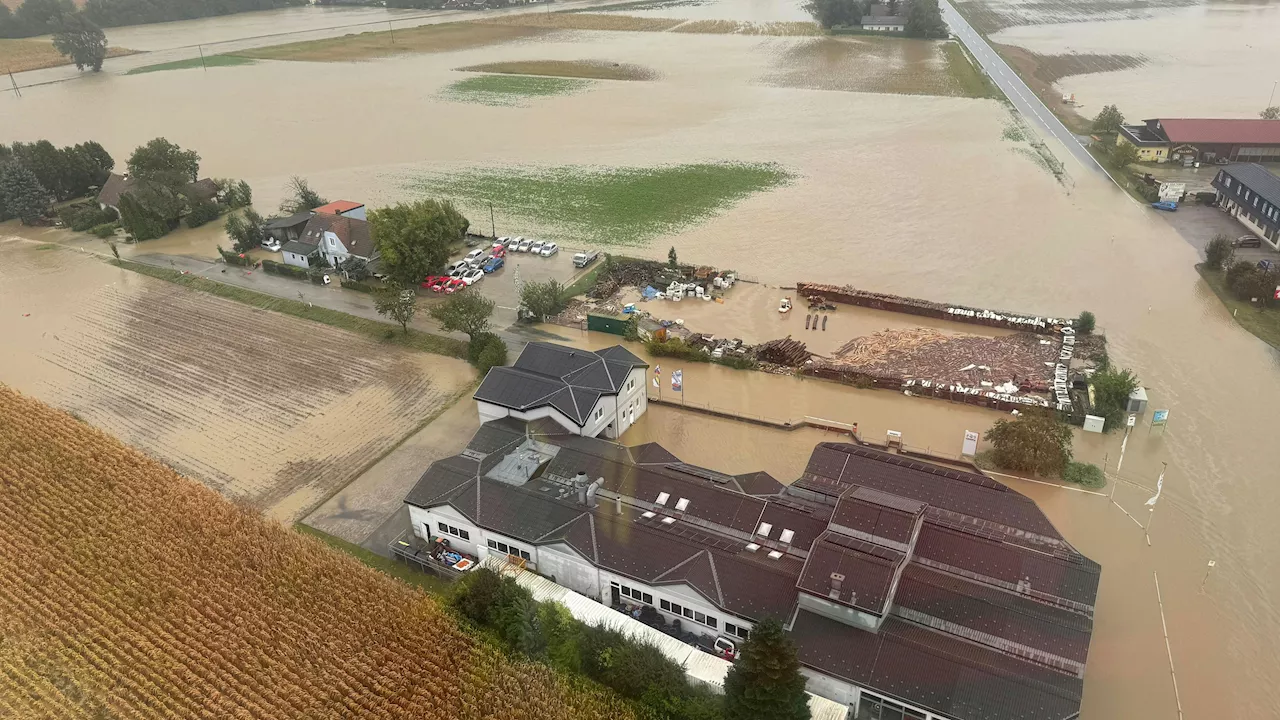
[795,282,1072,335]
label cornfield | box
[0,386,635,720]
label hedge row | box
[261,258,309,279]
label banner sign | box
[1152,409,1169,426]
[671,370,683,393]
[962,431,979,457]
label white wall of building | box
[475,366,648,439]
[536,542,601,598]
[282,249,311,268]
[320,229,348,266]
[408,504,481,556]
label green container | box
[587,314,629,336]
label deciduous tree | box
[0,163,51,224]
[1204,234,1234,271]
[904,0,947,38]
[1093,104,1125,135]
[52,13,108,71]
[370,199,469,287]
[803,0,862,28]
[117,192,168,240]
[520,278,568,321]
[1261,106,1280,120]
[724,617,810,720]
[279,176,327,214]
[374,285,417,334]
[127,137,200,188]
[1090,367,1140,432]
[1109,139,1139,167]
[429,291,494,341]
[223,208,265,252]
[1075,310,1095,335]
[982,410,1072,474]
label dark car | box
[1233,234,1262,248]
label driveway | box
[1156,203,1279,262]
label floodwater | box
[597,0,813,22]
[3,11,1280,719]
[990,2,1280,117]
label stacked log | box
[754,336,811,366]
[795,282,1070,335]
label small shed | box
[587,313,631,336]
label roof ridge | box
[653,550,705,581]
[705,551,725,606]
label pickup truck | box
[573,250,600,268]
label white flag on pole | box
[652,377,659,389]
[1145,466,1165,507]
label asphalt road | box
[939,0,1113,179]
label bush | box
[89,222,118,238]
[61,204,117,232]
[452,568,504,625]
[1205,234,1234,271]
[1075,311,1096,335]
[1195,191,1218,205]
[468,331,502,366]
[261,258,310,279]
[644,336,710,363]
[1136,183,1159,203]
[185,198,221,228]
[1224,259,1279,304]
[340,279,377,293]
[1090,367,1139,432]
[217,246,254,267]
[474,335,508,374]
[1062,462,1105,488]
[713,354,757,370]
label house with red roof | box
[1118,118,1280,164]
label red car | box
[491,245,507,259]
[442,277,467,294]
[429,276,452,293]
[421,275,442,289]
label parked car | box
[446,260,469,275]
[464,248,487,264]
[261,239,282,252]
[443,277,467,294]
[429,276,452,293]
[539,242,559,257]
[495,237,510,249]
[467,254,491,269]
[482,256,505,273]
[1151,201,1178,212]
[491,245,507,259]
[461,268,484,285]
[421,275,443,289]
[517,237,534,253]
[513,236,529,252]
[529,240,545,255]
[1234,234,1262,248]
[573,250,600,268]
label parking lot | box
[429,237,599,321]
[1156,203,1278,263]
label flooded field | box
[3,3,1280,716]
[983,1,1280,117]
[0,240,473,522]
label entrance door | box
[610,585,620,606]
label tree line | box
[0,139,114,225]
[804,0,948,38]
[0,0,302,39]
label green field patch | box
[407,162,794,246]
[127,55,256,75]
[439,74,594,106]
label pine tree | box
[723,617,810,720]
[0,163,52,225]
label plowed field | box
[0,244,473,521]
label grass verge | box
[294,523,453,596]
[1198,264,1280,350]
[0,38,135,73]
[477,13,684,32]
[671,19,820,35]
[111,259,469,359]
[440,74,593,106]
[229,22,545,62]
[942,40,999,100]
[457,59,656,81]
[126,54,255,74]
[406,162,794,247]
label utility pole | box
[198,45,207,71]
[489,200,495,238]
[7,68,21,97]
[388,21,396,44]
[1269,80,1277,110]
[1199,560,1217,594]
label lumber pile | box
[754,336,811,366]
[817,328,1056,390]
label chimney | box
[615,496,623,515]
[828,572,845,600]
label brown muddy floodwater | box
[989,1,1280,117]
[3,12,1280,718]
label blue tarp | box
[641,285,659,299]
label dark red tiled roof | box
[1155,118,1280,145]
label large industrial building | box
[403,403,1100,720]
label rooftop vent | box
[641,511,656,519]
[574,471,588,486]
[757,522,773,537]
[661,517,676,525]
[675,498,690,512]
[779,528,795,544]
[656,492,670,506]
[745,543,760,552]
[767,550,783,560]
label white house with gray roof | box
[473,342,648,439]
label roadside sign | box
[1274,286,1279,300]
[961,430,979,457]
[1083,415,1105,433]
[1126,414,1137,428]
[1152,409,1169,426]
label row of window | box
[855,691,928,720]
[487,538,531,561]
[436,522,470,541]
[614,581,653,605]
[723,622,750,640]
[660,599,719,631]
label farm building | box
[1117,118,1280,164]
[96,173,218,214]
[263,211,314,244]
[296,210,377,267]
[861,13,905,31]
[473,342,649,439]
[1213,163,1280,249]
[403,421,1099,720]
[280,239,320,268]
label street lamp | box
[1269,80,1278,111]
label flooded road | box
[3,9,1280,717]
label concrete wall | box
[536,542,601,597]
[282,250,311,269]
